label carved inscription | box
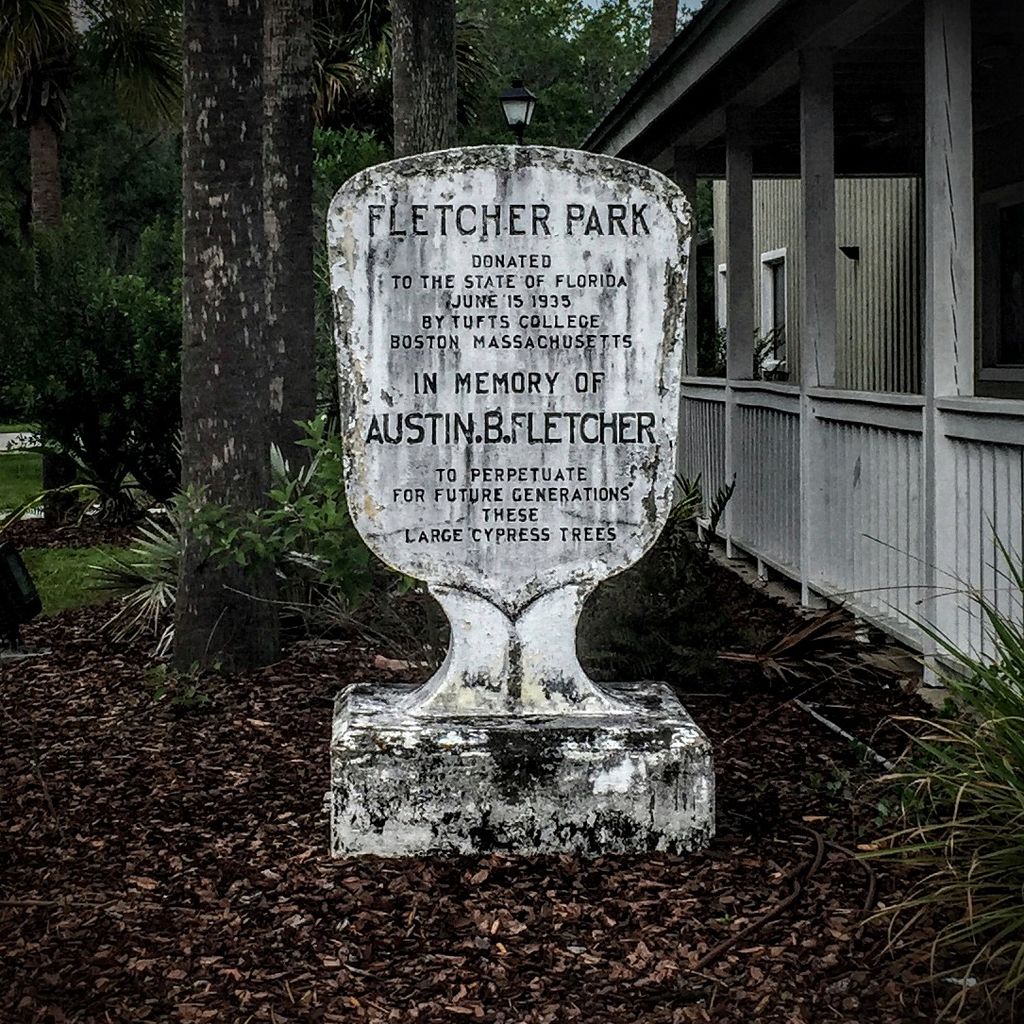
[328,147,690,615]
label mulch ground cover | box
[1,519,141,551]
[0,584,980,1023]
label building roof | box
[583,0,788,158]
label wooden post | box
[922,0,974,655]
[673,145,700,377]
[726,108,754,382]
[798,48,836,607]
[924,0,975,401]
[724,107,754,555]
[799,49,836,392]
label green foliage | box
[313,127,390,409]
[701,324,727,378]
[145,664,212,712]
[314,126,390,202]
[578,473,744,685]
[188,416,377,608]
[459,0,651,147]
[99,418,395,652]
[0,451,42,511]
[20,544,127,615]
[0,0,181,130]
[59,74,181,252]
[0,195,181,512]
[94,511,179,654]
[875,541,1024,1012]
[311,0,491,140]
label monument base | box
[329,681,714,857]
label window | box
[759,248,787,379]
[716,264,728,330]
[980,183,1024,382]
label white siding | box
[712,177,921,393]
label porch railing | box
[677,378,1024,659]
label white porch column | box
[672,145,700,377]
[798,47,836,606]
[725,108,754,381]
[724,107,754,555]
[923,0,974,650]
[924,0,975,400]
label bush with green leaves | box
[313,127,390,411]
[98,417,399,652]
[189,415,377,607]
[875,543,1024,1016]
[578,474,741,686]
[0,198,181,517]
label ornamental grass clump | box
[878,544,1024,1016]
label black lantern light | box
[0,542,41,649]
[499,77,537,145]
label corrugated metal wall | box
[712,178,921,393]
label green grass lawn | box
[21,546,128,616]
[0,451,43,510]
[0,422,35,434]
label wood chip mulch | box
[0,604,967,1023]
[0,519,142,551]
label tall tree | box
[264,0,316,458]
[0,1,180,228]
[175,0,279,671]
[458,0,648,149]
[648,0,677,60]
[0,0,180,518]
[390,0,457,157]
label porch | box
[586,0,1024,660]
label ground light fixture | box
[0,541,41,649]
[499,77,537,145]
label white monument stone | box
[327,146,713,856]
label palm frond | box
[870,538,1024,1009]
[0,0,74,83]
[95,512,179,650]
[83,1,181,123]
[0,0,76,126]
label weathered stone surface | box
[327,145,714,857]
[330,681,714,857]
[328,146,691,715]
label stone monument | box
[327,146,713,856]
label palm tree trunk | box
[29,117,62,228]
[391,0,457,158]
[29,115,76,519]
[175,0,280,671]
[263,0,315,462]
[649,0,677,60]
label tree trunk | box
[648,0,677,61]
[264,0,316,463]
[29,117,62,229]
[175,0,280,672]
[391,0,457,158]
[29,115,76,521]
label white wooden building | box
[586,0,1024,660]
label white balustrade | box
[678,384,1024,660]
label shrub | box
[313,128,390,412]
[876,542,1024,1015]
[98,417,395,652]
[0,199,181,515]
[578,475,742,686]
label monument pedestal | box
[327,147,714,858]
[329,680,714,857]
